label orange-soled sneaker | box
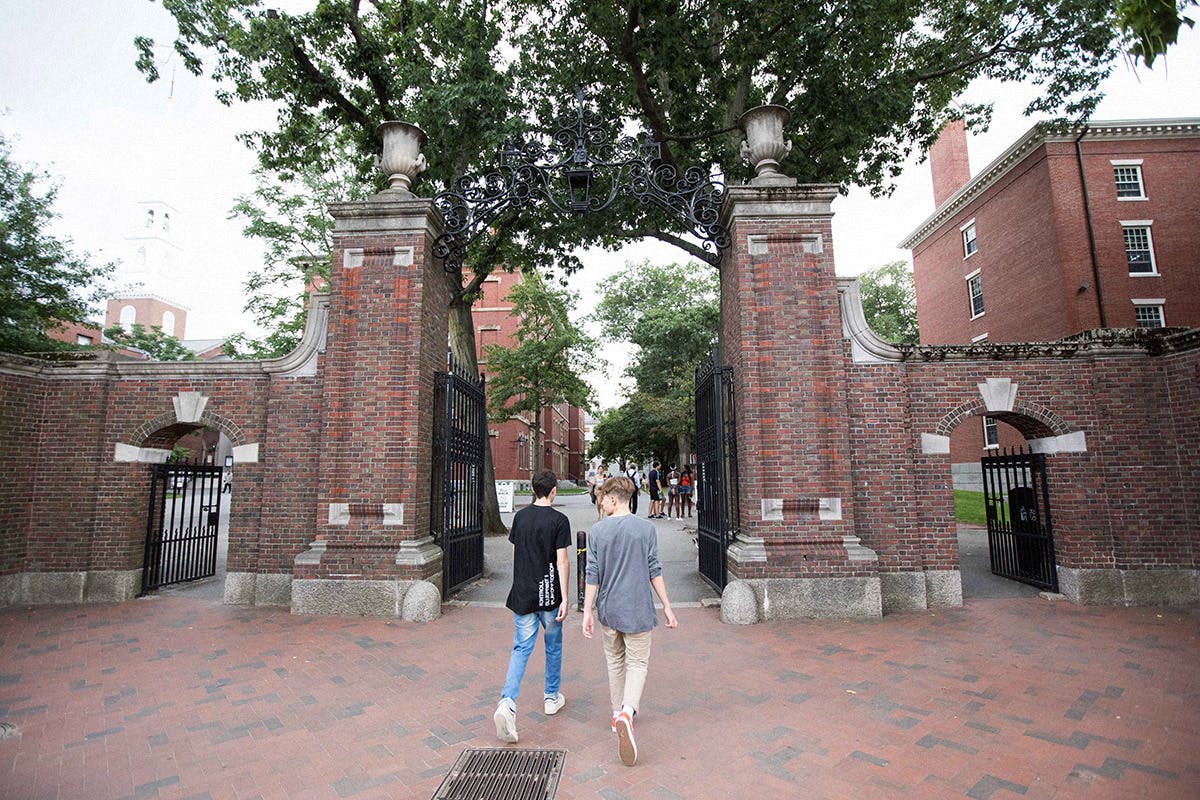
[615,710,637,766]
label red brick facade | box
[0,182,1195,617]
[906,119,1200,464]
[907,120,1200,345]
[474,271,586,482]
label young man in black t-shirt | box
[494,469,572,743]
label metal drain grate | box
[432,748,565,800]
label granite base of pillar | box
[0,570,141,607]
[1057,566,1199,606]
[223,572,292,607]
[289,577,440,619]
[738,576,883,620]
[287,536,444,619]
[880,570,964,613]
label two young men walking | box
[496,471,676,767]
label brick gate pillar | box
[718,183,881,618]
[289,189,452,618]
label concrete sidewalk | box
[2,584,1197,799]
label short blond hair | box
[600,475,634,503]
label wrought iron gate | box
[982,447,1059,592]
[142,462,224,592]
[694,352,739,591]
[431,354,487,598]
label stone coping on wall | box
[837,276,1200,364]
[0,294,331,380]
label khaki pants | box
[601,626,652,713]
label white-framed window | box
[961,219,978,258]
[76,334,93,345]
[119,305,136,328]
[966,270,984,318]
[1121,221,1157,275]
[971,333,989,343]
[1132,299,1166,329]
[983,416,999,449]
[161,311,176,337]
[1111,159,1146,200]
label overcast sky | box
[2,2,1198,383]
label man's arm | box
[555,546,570,621]
[650,575,677,628]
[581,582,598,638]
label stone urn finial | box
[378,121,428,194]
[738,105,793,183]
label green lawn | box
[954,490,988,526]
[514,486,589,496]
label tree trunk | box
[529,401,544,481]
[676,430,689,470]
[448,287,508,536]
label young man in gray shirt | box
[582,475,677,766]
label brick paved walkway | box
[1,591,1197,799]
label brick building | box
[901,119,1200,475]
[474,270,586,482]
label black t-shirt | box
[506,503,572,615]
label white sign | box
[496,481,514,514]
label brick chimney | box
[929,119,971,208]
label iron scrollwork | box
[432,87,731,273]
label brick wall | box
[0,185,1195,613]
[844,352,1198,574]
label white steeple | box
[116,200,185,301]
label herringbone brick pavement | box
[1,592,1197,799]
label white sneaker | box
[544,692,566,715]
[493,702,518,743]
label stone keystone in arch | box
[977,377,1017,412]
[173,391,209,423]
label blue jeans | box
[500,610,562,708]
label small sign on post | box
[496,481,514,514]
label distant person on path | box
[647,461,663,519]
[494,469,571,744]
[586,462,599,506]
[582,475,678,767]
[665,464,681,518]
[625,463,641,515]
[678,466,694,518]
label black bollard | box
[576,530,587,612]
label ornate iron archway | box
[432,87,731,272]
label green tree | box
[138,0,534,536]
[588,403,655,469]
[1116,0,1196,66]
[485,272,596,471]
[593,260,719,466]
[103,323,199,361]
[857,260,919,345]
[224,145,371,359]
[0,130,113,354]
[509,0,1129,209]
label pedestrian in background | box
[647,461,663,519]
[679,466,694,518]
[494,469,571,744]
[582,475,678,767]
[625,463,641,515]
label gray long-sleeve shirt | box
[585,514,662,634]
